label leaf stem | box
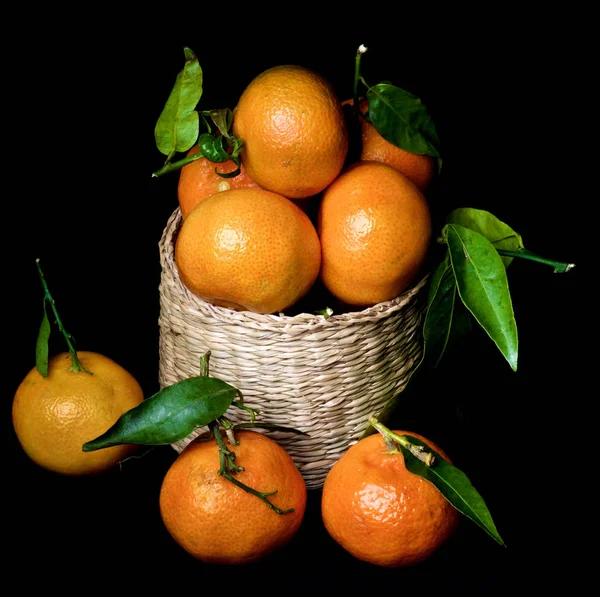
[218,416,237,445]
[232,400,258,422]
[211,421,243,473]
[496,249,575,273]
[368,416,435,466]
[353,44,368,110]
[199,351,211,377]
[152,150,205,178]
[220,470,293,515]
[210,421,293,515]
[35,259,91,374]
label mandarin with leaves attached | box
[177,144,262,219]
[159,430,307,564]
[343,98,435,191]
[321,430,460,567]
[12,351,144,475]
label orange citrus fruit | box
[317,161,431,307]
[232,65,348,199]
[12,351,144,475]
[343,98,435,191]
[321,430,460,567]
[159,430,307,565]
[177,144,261,219]
[175,187,321,314]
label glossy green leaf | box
[399,435,505,546]
[82,376,239,451]
[154,47,203,158]
[444,224,518,371]
[423,257,472,369]
[366,83,441,159]
[35,299,51,377]
[197,133,231,163]
[446,208,524,267]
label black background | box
[5,12,588,595]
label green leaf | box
[444,224,518,371]
[35,299,51,377]
[82,376,239,451]
[446,208,524,267]
[366,83,441,161]
[154,47,203,158]
[399,435,505,546]
[197,133,231,163]
[423,257,472,369]
[208,108,234,139]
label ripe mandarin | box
[175,187,321,314]
[177,144,261,219]
[232,65,348,199]
[317,161,431,307]
[159,430,307,564]
[343,98,435,191]
[321,430,460,567]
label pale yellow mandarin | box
[12,351,144,475]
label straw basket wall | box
[158,208,429,489]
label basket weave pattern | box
[158,208,428,489]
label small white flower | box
[358,44,368,54]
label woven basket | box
[158,207,429,489]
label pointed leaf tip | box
[183,46,197,61]
[83,376,239,451]
[400,436,505,546]
[154,48,203,157]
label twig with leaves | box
[35,259,91,376]
[83,351,306,514]
[369,416,505,546]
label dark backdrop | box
[5,13,587,595]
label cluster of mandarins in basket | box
[172,61,435,316]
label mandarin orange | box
[317,161,431,307]
[343,98,435,191]
[12,351,144,475]
[175,187,321,314]
[232,65,348,199]
[321,430,460,567]
[177,144,261,219]
[159,430,307,564]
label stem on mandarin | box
[210,420,293,515]
[152,150,205,178]
[35,259,91,375]
[368,416,435,466]
[353,44,368,113]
